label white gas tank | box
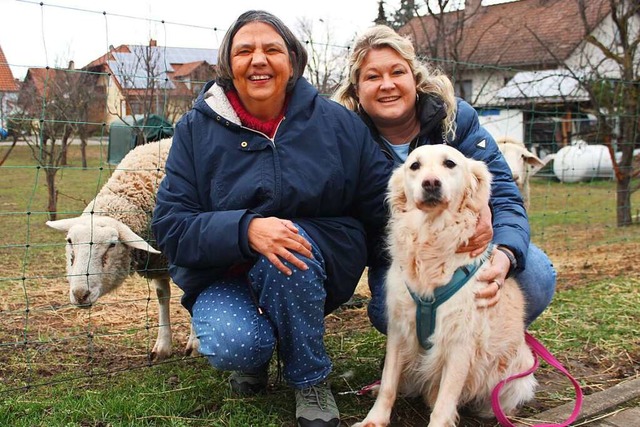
[553,140,613,183]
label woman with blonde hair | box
[334,25,556,334]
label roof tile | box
[0,45,19,92]
[400,0,611,68]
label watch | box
[496,246,518,278]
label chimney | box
[68,60,75,70]
[149,39,157,47]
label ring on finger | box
[494,280,503,290]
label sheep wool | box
[86,138,171,279]
[84,138,172,237]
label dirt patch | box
[1,227,639,421]
[548,246,640,288]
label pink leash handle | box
[492,332,583,427]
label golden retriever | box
[354,145,537,427]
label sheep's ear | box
[524,151,546,174]
[386,166,407,215]
[46,217,84,232]
[114,221,161,254]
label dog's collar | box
[406,244,494,351]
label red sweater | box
[226,89,286,138]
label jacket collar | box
[416,93,447,140]
[201,82,241,125]
[193,78,317,127]
[358,93,448,160]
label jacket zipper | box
[238,116,286,210]
[239,116,286,147]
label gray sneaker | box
[295,380,340,427]
[228,364,269,395]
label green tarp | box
[108,114,173,164]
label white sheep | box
[46,138,198,361]
[496,137,549,210]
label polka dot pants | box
[191,225,331,389]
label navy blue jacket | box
[364,95,530,272]
[152,78,393,313]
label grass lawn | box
[0,144,638,426]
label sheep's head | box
[46,216,160,306]
[497,140,544,190]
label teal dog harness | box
[406,245,494,350]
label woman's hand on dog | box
[248,217,313,275]
[475,247,511,308]
[457,203,493,257]
[452,203,505,307]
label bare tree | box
[401,0,639,226]
[16,68,68,220]
[296,18,349,96]
[16,65,99,219]
[163,62,215,124]
[399,0,501,104]
[109,42,172,145]
[43,66,101,168]
[520,0,640,226]
[571,0,640,226]
[0,113,28,167]
[72,69,103,169]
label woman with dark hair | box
[152,10,392,427]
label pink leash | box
[492,332,584,427]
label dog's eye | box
[409,161,420,171]
[443,159,457,169]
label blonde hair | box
[333,25,456,140]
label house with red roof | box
[82,39,217,125]
[399,0,631,152]
[16,39,216,144]
[16,61,105,142]
[401,0,613,105]
[0,45,20,132]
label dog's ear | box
[463,160,492,213]
[386,166,407,215]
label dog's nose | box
[422,178,442,190]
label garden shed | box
[108,114,173,164]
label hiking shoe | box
[229,364,269,395]
[295,380,340,427]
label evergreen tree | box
[391,0,416,29]
[374,0,390,26]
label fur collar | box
[203,83,241,125]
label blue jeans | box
[367,243,556,334]
[191,226,332,389]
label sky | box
[0,0,401,80]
